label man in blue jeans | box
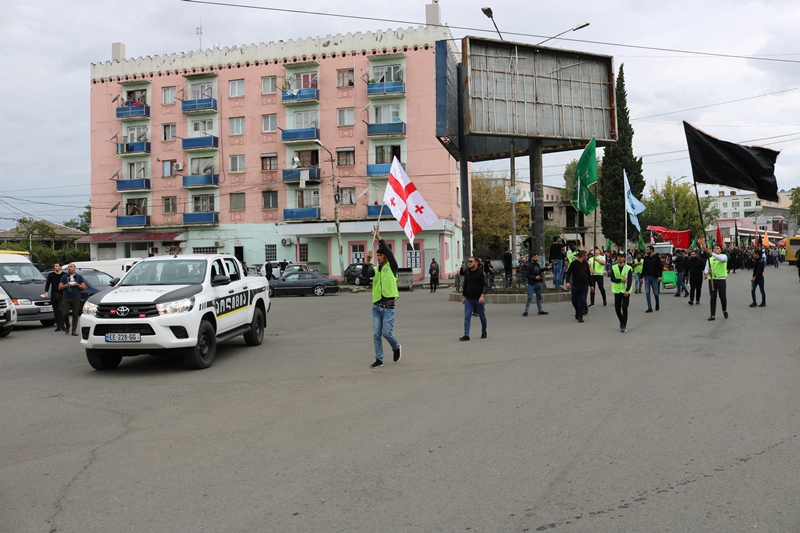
[364,228,401,369]
[522,253,550,316]
[460,256,487,340]
[549,236,565,287]
[641,245,662,312]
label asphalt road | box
[1,265,799,532]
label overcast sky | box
[2,0,799,229]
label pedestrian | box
[502,247,513,286]
[428,258,440,293]
[58,263,86,336]
[263,260,274,280]
[642,245,662,312]
[588,248,607,307]
[522,253,550,317]
[686,249,704,305]
[749,248,766,307]
[460,256,487,340]
[364,228,401,369]
[548,235,565,287]
[44,262,66,332]
[632,251,644,293]
[609,252,633,333]
[279,259,288,276]
[703,243,729,321]
[242,262,249,276]
[796,254,800,282]
[565,250,590,323]
[771,248,779,268]
[674,249,689,297]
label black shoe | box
[589,303,595,308]
[54,327,62,331]
[459,335,470,341]
[71,331,78,336]
[620,326,627,333]
[393,345,401,363]
[578,317,584,323]
[684,293,689,297]
[480,332,487,339]
[674,293,681,297]
[64,328,70,335]
[538,311,548,315]
[749,302,758,308]
[645,308,653,313]
[522,311,528,316]
[688,300,694,305]
[655,304,660,311]
[370,359,383,368]
[759,302,766,307]
[708,316,715,321]
[603,301,607,306]
[696,300,700,305]
[723,311,728,319]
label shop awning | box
[76,231,185,243]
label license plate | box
[40,306,53,313]
[105,333,141,342]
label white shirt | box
[702,252,727,275]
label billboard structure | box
[436,36,617,260]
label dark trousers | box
[590,275,606,305]
[430,278,439,292]
[689,275,703,302]
[50,293,64,330]
[62,297,82,332]
[708,279,727,317]
[571,285,589,319]
[614,292,630,327]
[751,278,765,304]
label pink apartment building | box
[83,14,465,280]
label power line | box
[632,87,800,120]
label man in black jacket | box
[460,256,487,340]
[642,245,662,312]
[686,249,705,305]
[749,249,766,307]
[522,253,550,317]
[565,250,590,323]
[44,262,65,332]
[673,249,689,297]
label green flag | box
[690,234,698,250]
[572,138,598,215]
[605,238,612,252]
[637,233,645,252]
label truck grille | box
[93,324,156,336]
[97,303,159,318]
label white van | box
[72,259,140,277]
[0,254,54,325]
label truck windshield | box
[0,263,47,282]
[120,260,207,286]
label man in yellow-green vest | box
[588,248,607,307]
[703,243,729,321]
[365,227,401,369]
[609,252,633,333]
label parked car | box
[282,263,318,275]
[269,271,340,297]
[0,253,54,325]
[42,268,116,303]
[0,286,17,337]
[343,263,373,286]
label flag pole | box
[692,177,708,249]
[624,173,628,258]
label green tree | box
[599,64,645,247]
[788,187,800,227]
[471,171,529,258]
[639,177,718,237]
[15,218,57,251]
[64,204,91,233]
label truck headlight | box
[156,296,195,315]
[83,302,98,316]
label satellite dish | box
[292,155,301,169]
[203,162,214,173]
[137,127,148,140]
[111,94,120,103]
[110,169,120,180]
[109,132,119,142]
[110,202,120,213]
[357,187,370,199]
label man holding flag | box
[365,227,402,369]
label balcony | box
[366,162,405,176]
[116,215,150,227]
[181,98,218,114]
[283,207,321,220]
[182,174,219,188]
[367,205,393,217]
[116,106,150,120]
[116,141,151,156]
[281,88,319,105]
[281,128,320,143]
[182,136,219,151]
[183,212,220,225]
[367,122,406,138]
[282,168,321,183]
[116,178,151,192]
[367,81,406,97]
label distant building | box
[0,220,85,250]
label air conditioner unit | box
[281,238,292,246]
[214,241,225,247]
[174,163,184,171]
[149,247,159,255]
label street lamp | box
[672,175,690,229]
[536,22,590,46]
[314,140,345,280]
[481,6,504,41]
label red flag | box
[716,226,723,248]
[383,157,438,244]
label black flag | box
[683,121,780,202]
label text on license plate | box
[105,333,141,342]
[40,306,53,313]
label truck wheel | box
[243,307,265,346]
[0,326,12,338]
[85,349,122,370]
[41,319,55,327]
[313,285,325,296]
[183,320,216,369]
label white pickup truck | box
[80,254,269,370]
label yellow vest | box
[611,264,632,293]
[372,263,399,303]
[709,257,728,279]
[589,256,605,275]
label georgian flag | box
[383,157,438,244]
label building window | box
[261,154,278,170]
[162,86,176,104]
[125,198,147,215]
[230,79,245,97]
[337,149,355,166]
[261,76,277,94]
[294,110,319,129]
[262,190,278,209]
[405,242,421,268]
[162,123,176,141]
[229,117,245,135]
[722,202,728,208]
[338,108,355,126]
[373,64,403,83]
[262,114,277,132]
[340,187,356,205]
[337,69,355,87]
[126,125,148,142]
[295,150,319,168]
[229,155,245,173]
[230,192,246,211]
[193,247,218,254]
[375,145,401,164]
[163,196,177,213]
[299,243,309,262]
[732,201,739,208]
[294,72,318,89]
[264,244,277,262]
[192,119,214,136]
[731,212,739,217]
[127,161,147,179]
[756,201,761,206]
[297,189,319,207]
[456,185,460,207]
[375,104,400,124]
[191,83,213,99]
[124,89,148,105]
[744,201,752,207]
[193,194,215,212]
[722,212,728,218]
[351,244,365,263]
[191,157,215,175]
[162,160,177,177]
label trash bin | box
[397,268,414,291]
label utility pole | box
[316,141,345,279]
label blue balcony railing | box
[366,162,405,176]
[282,168,321,182]
[281,88,319,104]
[116,215,150,227]
[182,174,219,188]
[367,122,406,137]
[281,128,320,143]
[183,212,220,225]
[116,141,151,156]
[367,205,393,217]
[283,208,321,220]
[367,81,406,97]
[116,106,150,119]
[181,98,218,113]
[116,178,151,191]
[182,136,219,150]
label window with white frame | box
[261,154,278,170]
[294,110,319,129]
[127,161,147,179]
[744,200,752,206]
[375,104,400,124]
[190,83,213,99]
[163,196,177,213]
[230,192,246,211]
[191,157,215,175]
[299,243,309,262]
[340,187,356,205]
[338,107,355,126]
[294,72,318,89]
[230,79,245,97]
[732,201,740,208]
[337,148,355,166]
[297,189,319,207]
[351,244,365,264]
[126,125,148,142]
[162,123,176,141]
[229,155,245,173]
[193,194,215,212]
[261,76,277,94]
[162,160,177,177]
[162,86,176,104]
[732,212,740,217]
[264,244,277,262]
[405,242,421,268]
[262,114,277,132]
[372,64,403,83]
[722,202,728,208]
[262,190,278,209]
[192,119,214,136]
[229,117,245,135]
[337,69,354,87]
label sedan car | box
[343,263,373,286]
[268,271,339,297]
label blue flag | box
[624,170,646,231]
